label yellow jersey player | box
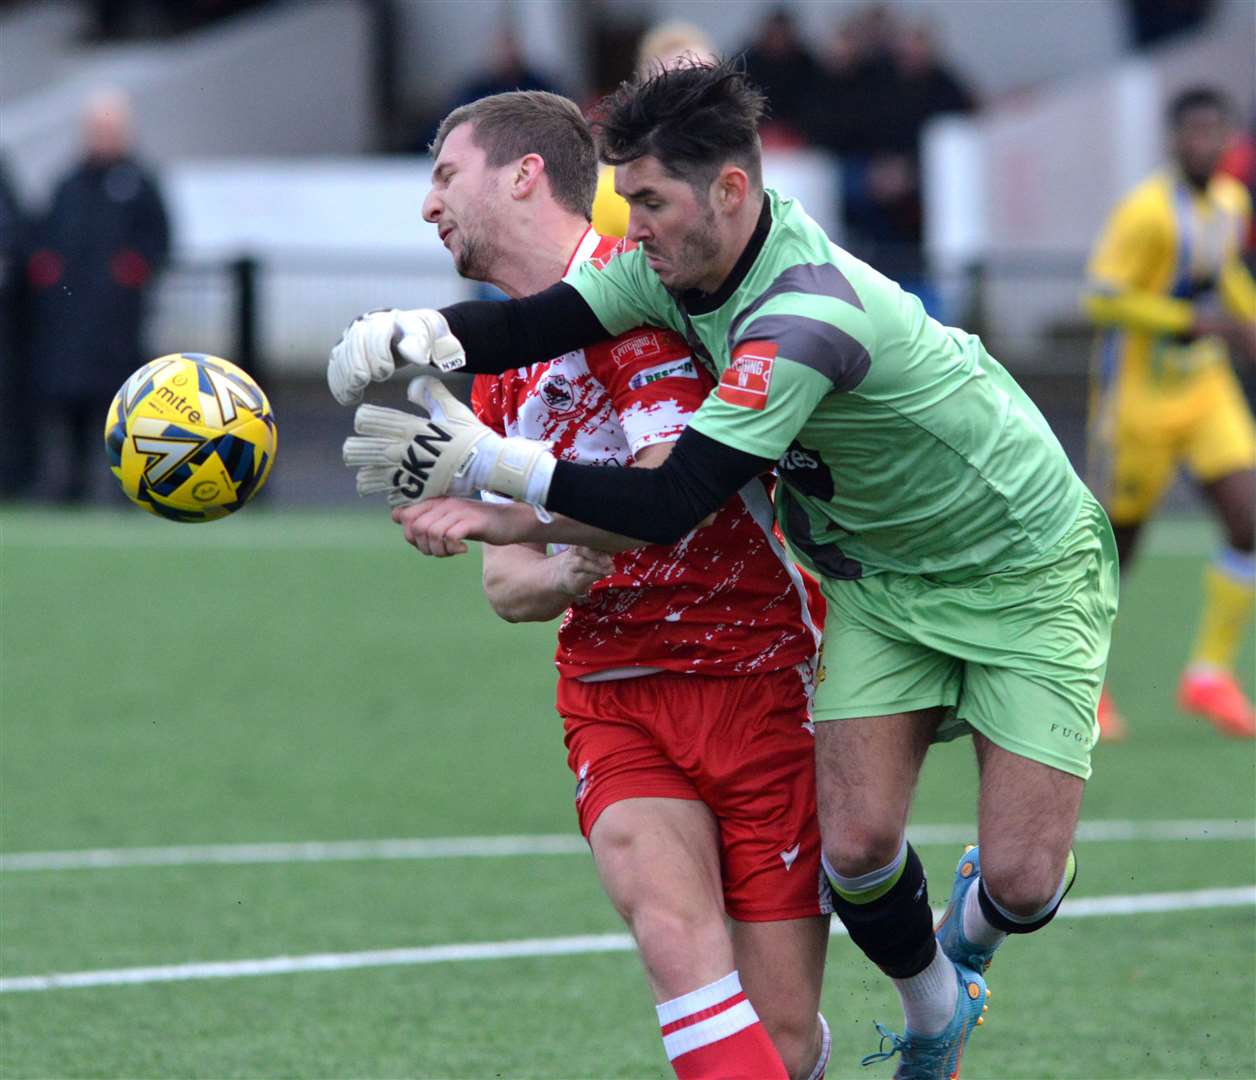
[1085,86,1256,739]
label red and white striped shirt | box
[472,230,822,679]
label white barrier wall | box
[924,26,1256,360]
[0,2,374,205]
[148,150,840,374]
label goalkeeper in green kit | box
[329,60,1118,1078]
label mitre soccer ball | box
[104,353,277,522]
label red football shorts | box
[558,666,832,922]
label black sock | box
[830,844,936,978]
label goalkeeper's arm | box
[439,283,609,375]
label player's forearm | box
[1083,288,1194,336]
[440,283,608,375]
[544,428,771,546]
[482,501,647,553]
[481,545,579,623]
[1221,259,1256,321]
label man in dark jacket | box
[29,88,170,502]
[0,158,34,499]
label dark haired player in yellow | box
[1085,86,1256,739]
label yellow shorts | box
[1090,362,1256,525]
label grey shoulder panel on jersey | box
[729,262,864,343]
[738,312,870,391]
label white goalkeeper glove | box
[343,376,556,507]
[327,308,467,406]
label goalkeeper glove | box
[328,308,466,405]
[343,376,555,507]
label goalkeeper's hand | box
[342,376,555,507]
[327,308,466,405]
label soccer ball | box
[104,353,277,522]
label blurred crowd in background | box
[0,0,1250,505]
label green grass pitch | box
[1,508,1253,1079]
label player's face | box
[617,156,721,292]
[423,123,507,281]
[1173,105,1230,186]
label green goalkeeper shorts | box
[811,494,1119,779]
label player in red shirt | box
[364,92,834,1080]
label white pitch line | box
[2,886,1252,994]
[2,819,1251,873]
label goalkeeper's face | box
[617,156,725,293]
[423,123,507,282]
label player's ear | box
[713,165,749,215]
[512,153,546,200]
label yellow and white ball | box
[104,353,277,522]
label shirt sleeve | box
[1221,186,1256,320]
[563,245,682,338]
[1083,192,1195,336]
[470,375,514,504]
[687,295,873,460]
[470,374,506,436]
[586,329,708,455]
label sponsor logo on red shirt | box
[610,331,664,367]
[717,341,777,409]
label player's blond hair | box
[431,91,598,221]
[636,20,716,77]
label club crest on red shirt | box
[717,341,777,409]
[539,373,578,416]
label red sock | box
[657,971,788,1080]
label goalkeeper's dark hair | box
[431,91,597,221]
[1167,86,1232,127]
[595,57,767,194]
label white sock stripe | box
[803,1013,831,1080]
[662,999,760,1061]
[655,970,743,1027]
[982,863,1072,926]
[825,840,908,896]
[1216,546,1256,582]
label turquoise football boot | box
[860,963,990,1079]
[934,845,998,973]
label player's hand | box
[327,308,466,405]
[1192,311,1256,361]
[552,546,616,601]
[392,497,526,555]
[343,376,554,507]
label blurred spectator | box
[636,19,715,75]
[592,21,716,237]
[810,11,975,313]
[805,7,898,156]
[415,24,562,152]
[1125,0,1214,48]
[0,157,35,500]
[1218,109,1256,254]
[27,88,170,503]
[739,6,821,148]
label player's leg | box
[62,395,96,502]
[806,576,970,1061]
[937,493,1117,972]
[693,665,833,1080]
[970,734,1083,932]
[1179,369,1255,734]
[814,710,967,1032]
[1181,460,1255,734]
[589,799,787,1079]
[732,917,830,1080]
[589,797,733,997]
[562,678,789,1079]
[1089,376,1175,739]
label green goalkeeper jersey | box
[564,188,1086,580]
